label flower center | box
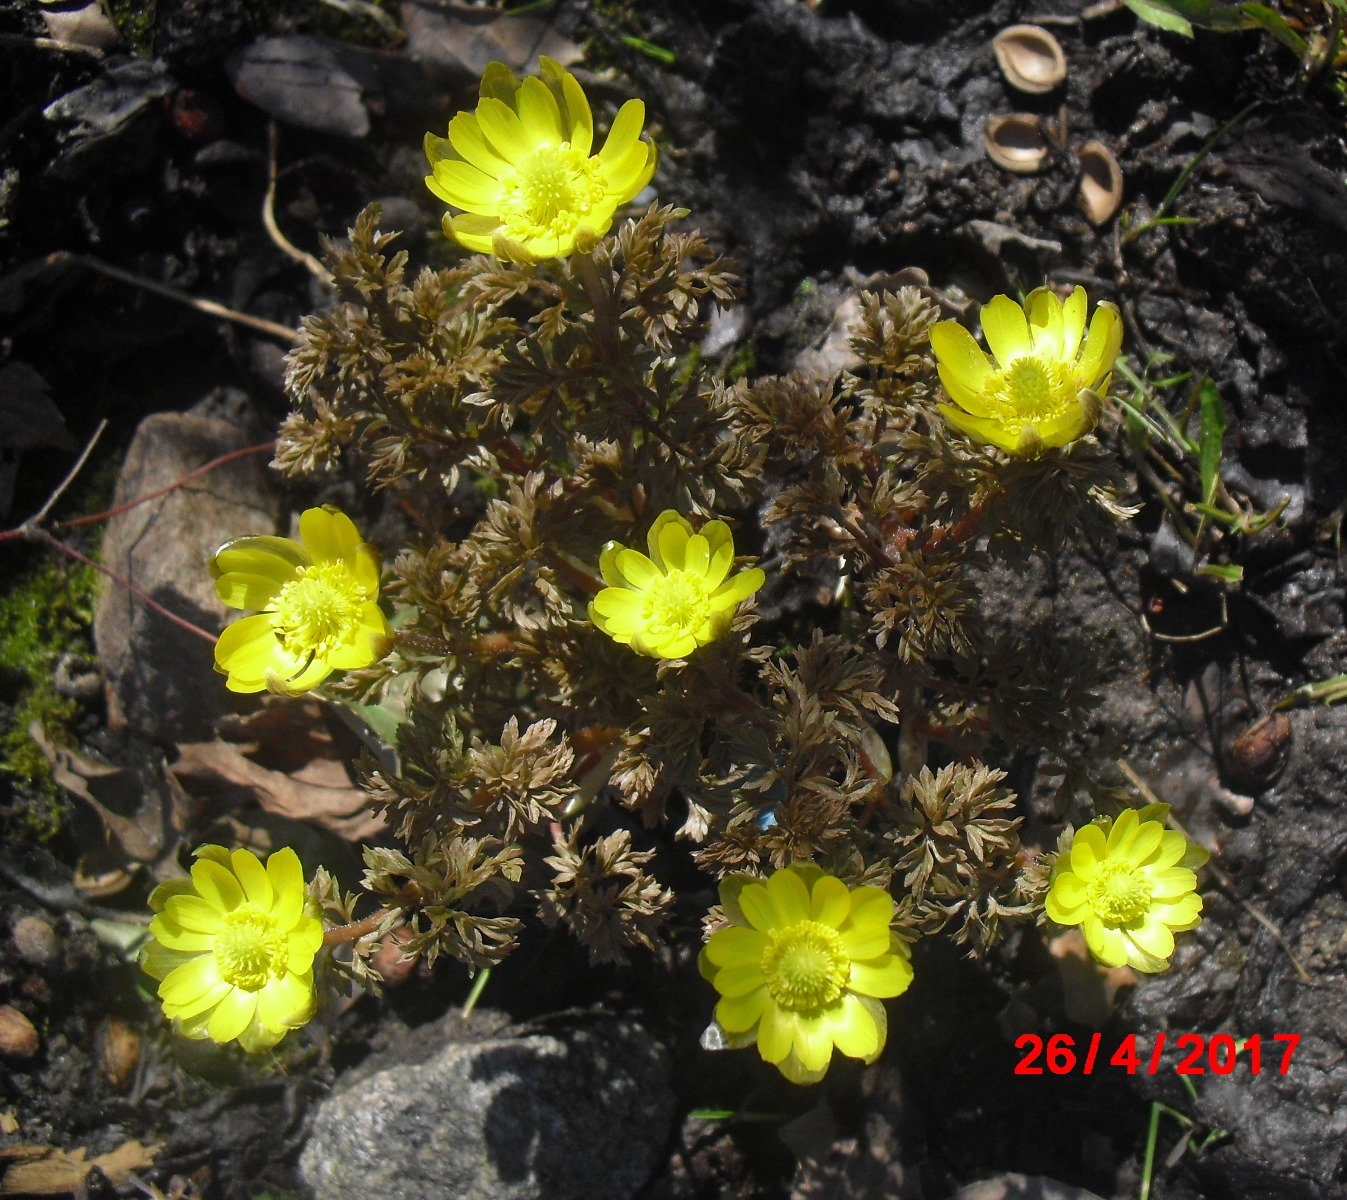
[1089,859,1153,926]
[270,561,364,660]
[998,355,1071,419]
[499,143,605,245]
[760,920,849,1014]
[641,570,711,642]
[214,904,288,991]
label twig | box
[25,527,218,645]
[46,251,300,343]
[264,122,333,287]
[1116,758,1313,983]
[57,441,276,531]
[323,907,393,946]
[22,418,107,530]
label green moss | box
[0,553,100,840]
[105,0,158,56]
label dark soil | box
[3,0,1347,1197]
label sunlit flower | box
[424,56,658,262]
[588,510,765,659]
[929,285,1123,455]
[141,845,324,1053]
[699,864,913,1085]
[1045,805,1207,973]
[209,506,392,696]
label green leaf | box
[1196,381,1226,507]
[1124,0,1195,35]
[620,35,676,64]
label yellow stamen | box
[270,561,364,659]
[214,905,288,991]
[761,920,849,1014]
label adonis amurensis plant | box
[143,59,1209,1079]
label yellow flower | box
[929,285,1123,455]
[1045,805,1207,973]
[587,510,765,659]
[209,506,392,695]
[424,56,658,262]
[699,864,913,1085]
[141,845,324,1053]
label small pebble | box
[96,1017,141,1091]
[0,1006,40,1060]
[10,915,61,970]
[1223,712,1292,793]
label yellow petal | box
[231,848,273,910]
[828,992,880,1060]
[147,915,215,953]
[755,1000,793,1064]
[448,213,501,253]
[840,925,890,960]
[1075,301,1122,390]
[846,886,894,930]
[1082,917,1128,967]
[930,322,995,413]
[207,986,258,1045]
[477,96,532,160]
[1106,808,1139,854]
[1025,287,1065,358]
[791,1013,835,1073]
[192,857,243,913]
[299,507,361,568]
[140,939,198,982]
[700,521,735,589]
[548,58,593,154]
[327,601,393,670]
[809,874,850,928]
[648,510,691,572]
[1148,831,1188,869]
[1152,894,1202,928]
[765,866,811,925]
[168,981,231,1022]
[716,986,768,1034]
[445,112,509,179]
[848,953,914,998]
[937,404,1022,453]
[213,571,286,611]
[683,533,711,581]
[714,963,768,997]
[1061,286,1088,359]
[980,294,1033,367]
[1122,820,1165,863]
[266,847,307,928]
[1045,875,1088,925]
[215,614,286,692]
[1069,824,1107,878]
[211,536,308,584]
[738,882,781,933]
[709,568,765,611]
[613,548,660,590]
[257,969,315,1032]
[431,159,505,216]
[160,953,223,1007]
[165,895,227,934]
[288,918,325,971]
[705,925,767,968]
[598,98,644,168]
[1127,917,1174,960]
[516,75,563,143]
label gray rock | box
[227,37,372,138]
[301,1009,674,1200]
[950,1175,1105,1200]
[93,405,280,745]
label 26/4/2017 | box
[1013,1032,1300,1075]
